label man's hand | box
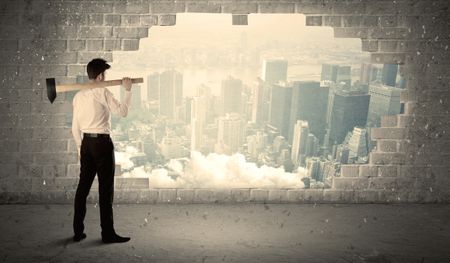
[122,77,132,91]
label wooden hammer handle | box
[55,78,143,93]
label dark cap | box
[87,58,111,79]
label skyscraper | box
[147,72,159,101]
[291,120,309,166]
[268,82,292,139]
[288,81,328,143]
[131,85,141,109]
[381,64,398,87]
[336,65,351,88]
[320,64,339,82]
[261,59,288,84]
[367,83,402,127]
[360,63,373,85]
[216,113,245,154]
[328,90,370,146]
[191,96,207,151]
[348,127,369,160]
[159,70,183,118]
[221,76,243,115]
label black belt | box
[83,133,110,138]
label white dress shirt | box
[71,86,132,153]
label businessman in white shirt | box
[71,58,131,243]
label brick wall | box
[1,0,449,203]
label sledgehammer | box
[46,77,143,103]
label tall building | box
[159,70,183,118]
[288,81,328,143]
[216,113,245,154]
[221,76,243,115]
[251,78,266,125]
[367,83,402,127]
[147,73,159,101]
[190,96,207,151]
[306,157,321,181]
[291,120,309,167]
[131,85,141,109]
[348,127,369,160]
[336,65,351,88]
[381,64,398,87]
[320,64,339,82]
[360,63,373,85]
[268,82,292,139]
[261,59,288,84]
[328,90,370,146]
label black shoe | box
[102,233,130,244]
[73,233,87,242]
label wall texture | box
[0,0,449,204]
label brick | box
[231,189,250,202]
[77,52,113,64]
[286,189,305,202]
[332,177,369,190]
[31,177,78,191]
[340,165,359,177]
[87,14,104,26]
[259,3,295,13]
[381,115,398,127]
[370,152,405,165]
[354,190,380,203]
[341,16,362,27]
[67,65,86,77]
[378,41,399,52]
[121,14,141,26]
[114,1,149,14]
[232,15,248,26]
[369,27,409,39]
[322,190,354,203]
[377,140,398,152]
[267,189,288,202]
[86,40,104,51]
[176,189,195,203]
[195,189,232,203]
[362,16,379,27]
[140,15,158,26]
[296,3,332,14]
[378,165,399,177]
[331,3,365,15]
[138,189,159,203]
[104,39,122,51]
[0,164,18,178]
[379,16,398,27]
[158,189,176,203]
[222,3,258,14]
[79,26,112,38]
[81,2,114,13]
[104,14,121,26]
[121,39,139,51]
[186,2,221,13]
[334,27,369,38]
[43,165,67,178]
[323,16,341,27]
[33,152,77,165]
[0,40,18,51]
[68,40,86,51]
[159,15,176,26]
[250,189,268,202]
[361,40,378,52]
[67,164,80,177]
[305,16,322,26]
[19,164,43,178]
[371,128,406,140]
[150,3,185,13]
[113,27,148,38]
[303,189,324,202]
[115,177,149,190]
[369,177,415,191]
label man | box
[71,58,132,243]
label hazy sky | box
[108,13,366,97]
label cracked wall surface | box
[1,0,449,203]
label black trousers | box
[73,135,116,237]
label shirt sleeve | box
[104,88,132,117]
[71,97,82,153]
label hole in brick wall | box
[70,13,403,189]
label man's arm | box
[71,103,82,159]
[104,78,133,117]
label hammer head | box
[46,78,56,103]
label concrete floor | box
[0,204,449,263]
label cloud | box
[117,151,306,188]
